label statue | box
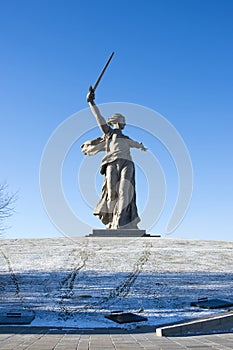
[81,52,147,230]
[82,89,147,229]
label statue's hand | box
[86,87,95,103]
[140,143,147,151]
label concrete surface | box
[156,311,233,337]
[0,326,233,350]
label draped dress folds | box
[81,128,143,229]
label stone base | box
[87,229,160,237]
[0,310,35,324]
[105,312,148,324]
[156,311,233,337]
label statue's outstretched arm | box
[129,139,147,151]
[87,90,110,134]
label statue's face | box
[112,122,125,130]
[107,114,126,129]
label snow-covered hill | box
[0,237,233,329]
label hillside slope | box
[0,237,233,328]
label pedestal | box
[87,229,152,237]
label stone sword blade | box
[90,51,115,92]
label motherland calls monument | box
[81,53,148,237]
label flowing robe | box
[81,128,143,229]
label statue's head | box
[107,113,126,129]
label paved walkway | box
[0,326,233,349]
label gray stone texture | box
[1,326,233,350]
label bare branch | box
[0,182,17,232]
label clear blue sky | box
[0,0,233,240]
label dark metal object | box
[105,312,148,324]
[0,310,35,324]
[190,298,233,309]
[89,52,114,92]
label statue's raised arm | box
[87,89,110,134]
